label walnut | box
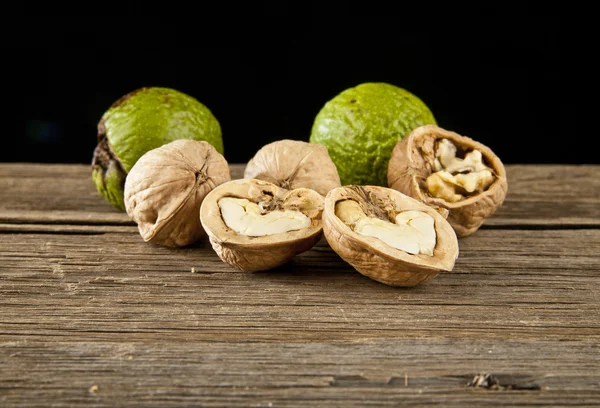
[244,139,341,196]
[124,139,230,247]
[200,179,324,272]
[388,125,508,237]
[323,185,459,287]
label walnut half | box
[200,179,324,272]
[323,185,459,287]
[387,125,508,237]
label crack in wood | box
[481,224,600,230]
[0,218,135,226]
[0,230,107,236]
[467,373,542,391]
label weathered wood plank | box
[1,340,598,407]
[1,164,599,227]
[0,223,136,234]
[1,229,598,342]
[1,228,599,406]
[0,163,242,225]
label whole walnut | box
[244,139,341,196]
[124,139,230,247]
[91,87,223,211]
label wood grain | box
[1,164,599,407]
[1,229,599,342]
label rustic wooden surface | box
[1,163,599,407]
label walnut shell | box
[387,124,508,237]
[323,185,459,287]
[244,139,341,196]
[200,179,324,272]
[124,139,231,247]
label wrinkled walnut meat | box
[335,200,436,256]
[218,197,311,236]
[244,139,341,196]
[426,138,495,203]
[388,124,508,237]
[124,140,231,247]
[200,179,324,272]
[323,185,459,287]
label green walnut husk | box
[309,82,436,187]
[92,87,224,211]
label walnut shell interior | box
[244,139,341,196]
[200,179,324,272]
[387,124,508,237]
[323,185,459,287]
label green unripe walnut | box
[310,82,436,186]
[92,87,224,210]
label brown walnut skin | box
[387,124,508,237]
[244,139,341,196]
[200,179,324,272]
[323,185,459,287]
[124,139,231,248]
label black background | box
[4,11,589,166]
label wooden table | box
[1,163,599,407]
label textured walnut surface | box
[124,140,230,247]
[244,139,341,196]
